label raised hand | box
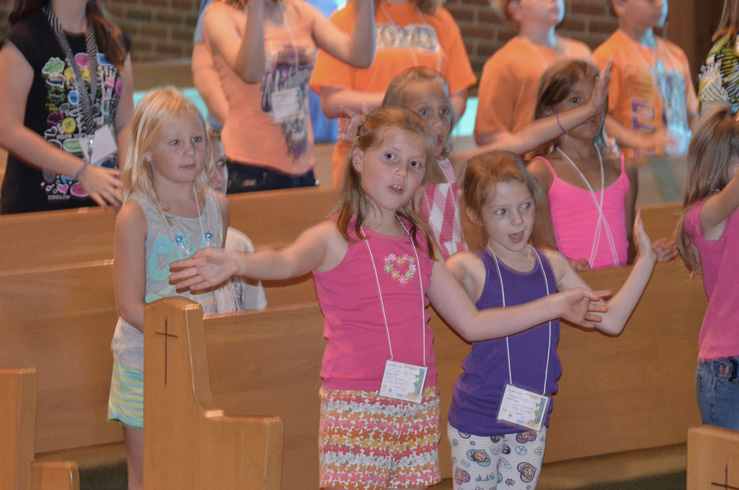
[632,209,657,263]
[588,57,612,116]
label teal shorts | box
[108,361,143,428]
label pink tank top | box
[419,158,467,259]
[535,154,630,269]
[313,218,437,391]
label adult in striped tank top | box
[381,64,613,258]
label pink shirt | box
[419,158,467,259]
[685,199,739,359]
[535,154,630,269]
[313,218,436,391]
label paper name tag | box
[79,126,117,166]
[496,384,550,431]
[270,87,301,121]
[379,360,428,404]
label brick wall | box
[447,0,619,77]
[0,0,697,81]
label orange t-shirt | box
[474,36,591,140]
[593,29,699,157]
[206,0,317,176]
[310,0,476,183]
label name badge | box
[379,360,428,404]
[270,87,301,122]
[496,384,550,432]
[79,125,118,166]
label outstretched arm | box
[553,209,656,335]
[169,220,344,291]
[191,42,228,125]
[451,60,612,176]
[432,253,609,342]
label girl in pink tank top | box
[381,65,614,258]
[528,59,677,270]
[170,107,610,490]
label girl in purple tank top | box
[380,63,613,259]
[170,108,611,490]
[528,59,677,270]
[446,151,656,489]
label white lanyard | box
[378,2,441,72]
[364,218,427,367]
[487,245,551,395]
[556,144,621,267]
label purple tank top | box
[447,247,562,436]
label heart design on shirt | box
[383,253,417,284]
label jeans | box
[696,357,739,430]
[226,160,316,194]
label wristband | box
[556,112,568,136]
[74,162,89,181]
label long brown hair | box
[713,0,739,41]
[675,102,739,274]
[335,106,437,259]
[10,0,127,69]
[530,59,606,158]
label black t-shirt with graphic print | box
[1,10,130,214]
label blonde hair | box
[530,59,606,157]
[335,106,437,259]
[462,151,544,243]
[122,87,213,203]
[382,67,455,159]
[714,0,739,41]
[676,103,739,274]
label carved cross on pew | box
[155,317,178,385]
[711,464,739,490]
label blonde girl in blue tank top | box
[108,87,232,490]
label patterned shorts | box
[107,361,144,428]
[319,387,441,490]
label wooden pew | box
[144,298,284,489]
[145,258,706,488]
[0,186,338,272]
[0,259,318,490]
[687,425,739,490]
[0,367,79,490]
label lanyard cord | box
[364,217,427,367]
[44,5,99,136]
[556,144,621,267]
[487,245,551,395]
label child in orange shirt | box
[592,0,698,157]
[474,0,591,146]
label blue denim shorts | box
[696,357,739,430]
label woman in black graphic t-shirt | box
[0,0,133,213]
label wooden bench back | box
[145,258,706,488]
[0,187,338,272]
[0,259,317,457]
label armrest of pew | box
[687,425,739,490]
[144,297,284,490]
[0,368,79,490]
